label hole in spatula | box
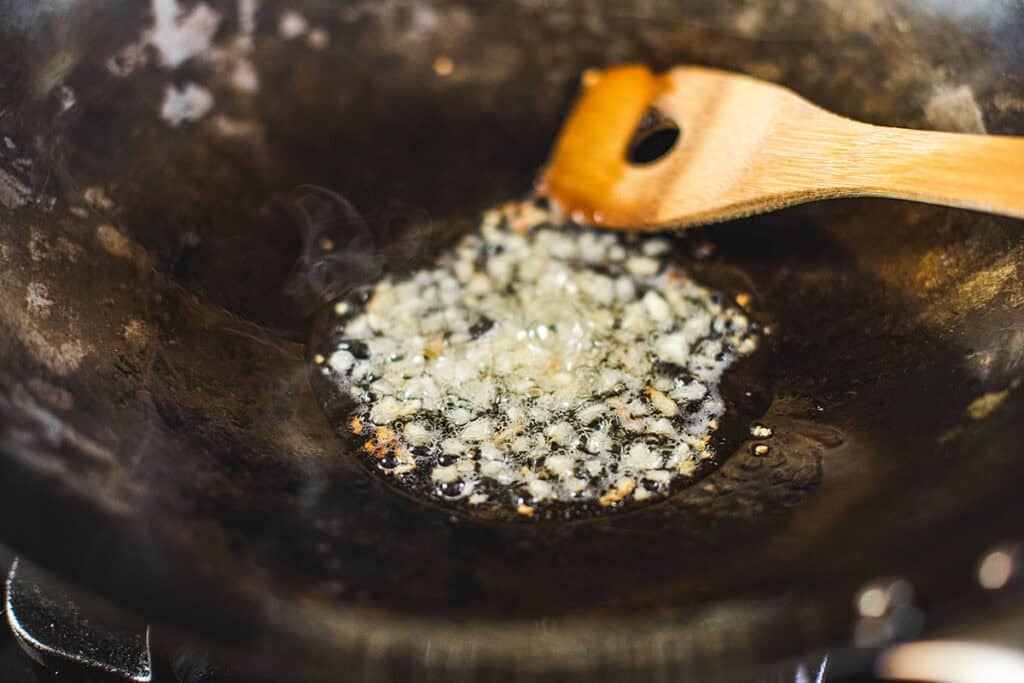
[627,108,680,165]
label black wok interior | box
[1,1,1023,680]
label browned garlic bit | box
[324,201,758,516]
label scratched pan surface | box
[1,1,1024,681]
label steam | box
[284,185,433,316]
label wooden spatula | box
[539,64,1024,230]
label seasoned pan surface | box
[1,1,1023,680]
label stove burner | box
[2,550,1021,683]
[5,558,151,682]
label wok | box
[1,0,1023,680]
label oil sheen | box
[321,201,758,517]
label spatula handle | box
[836,123,1024,219]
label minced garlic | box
[324,201,758,515]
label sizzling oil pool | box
[316,201,759,518]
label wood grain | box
[542,65,1024,230]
